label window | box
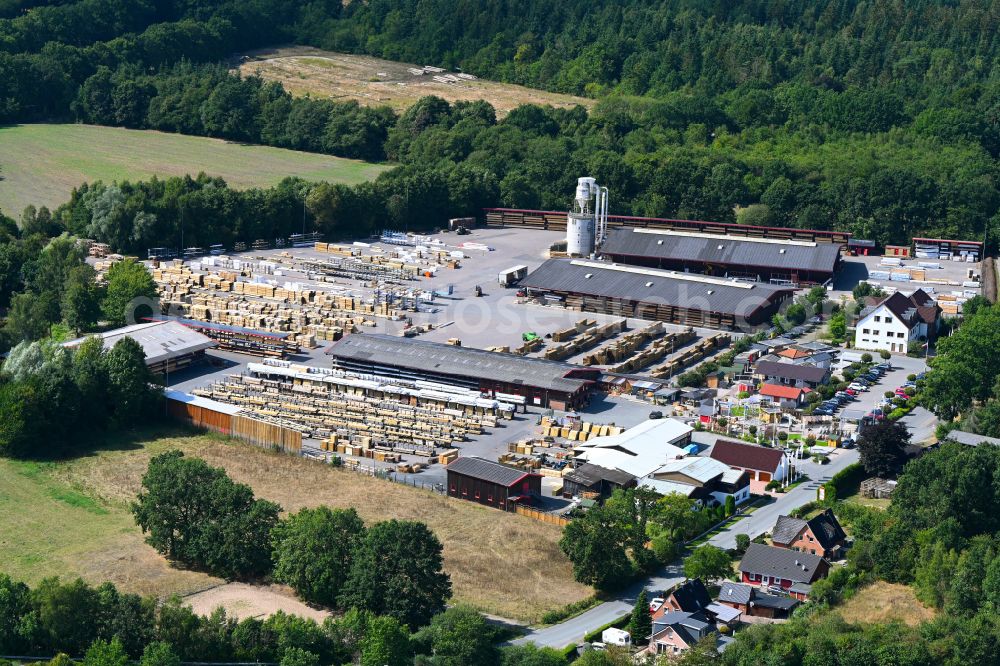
[862,328,870,334]
[874,316,881,322]
[449,484,456,493]
[487,494,493,503]
[474,489,480,499]
[885,317,893,324]
[461,486,468,497]
[897,332,905,338]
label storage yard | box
[92,176,984,501]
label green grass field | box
[0,124,390,217]
[0,426,589,621]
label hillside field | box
[237,47,594,117]
[0,124,390,216]
[0,427,589,622]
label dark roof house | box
[772,509,847,558]
[754,360,829,386]
[739,543,829,589]
[862,289,941,331]
[663,579,712,614]
[710,439,784,476]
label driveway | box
[706,447,859,550]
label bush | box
[778,431,789,441]
[735,534,750,554]
[540,596,600,625]
[765,480,781,491]
[861,353,873,363]
[880,350,892,360]
[884,391,894,399]
[907,374,917,382]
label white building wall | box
[854,304,915,353]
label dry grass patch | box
[184,582,330,622]
[49,428,590,622]
[237,47,593,117]
[837,581,936,626]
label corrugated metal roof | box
[946,430,1000,447]
[600,228,841,274]
[164,389,243,415]
[64,321,216,365]
[326,334,591,394]
[521,259,793,318]
[446,457,534,487]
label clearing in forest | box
[237,46,594,117]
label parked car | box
[849,383,869,392]
[845,388,859,396]
[876,362,892,370]
[895,387,910,397]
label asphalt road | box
[707,447,859,550]
[513,451,854,648]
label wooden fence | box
[516,505,571,527]
[166,394,302,454]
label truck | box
[498,265,528,287]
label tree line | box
[0,450,574,665]
[1,1,999,245]
[0,576,570,666]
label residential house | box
[771,509,847,559]
[660,579,711,614]
[758,383,812,409]
[446,457,541,512]
[738,543,829,599]
[754,360,829,388]
[854,289,941,354]
[709,439,788,493]
[640,456,751,506]
[716,581,800,619]
[649,611,715,657]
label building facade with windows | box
[854,289,940,354]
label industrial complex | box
[72,173,980,530]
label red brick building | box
[771,509,847,559]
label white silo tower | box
[566,177,608,257]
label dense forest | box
[0,0,999,246]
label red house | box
[771,509,847,559]
[446,457,541,512]
[738,543,829,600]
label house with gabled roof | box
[738,543,829,600]
[709,438,788,493]
[758,383,811,408]
[771,509,847,559]
[854,289,941,354]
